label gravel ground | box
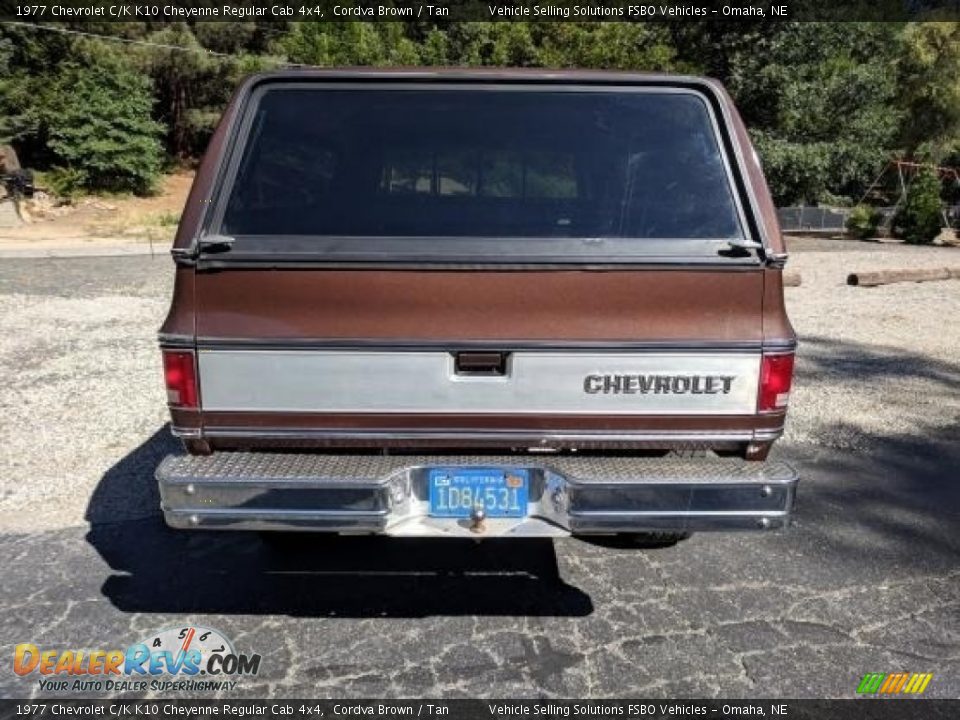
[0,256,172,528]
[783,237,960,452]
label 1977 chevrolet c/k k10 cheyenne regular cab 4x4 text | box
[156,69,798,543]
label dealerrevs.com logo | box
[13,626,261,693]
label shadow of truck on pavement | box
[84,425,593,618]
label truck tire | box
[258,531,341,550]
[622,531,692,548]
[578,532,692,549]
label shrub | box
[154,211,181,227]
[43,167,86,201]
[45,63,164,196]
[846,205,884,240]
[894,169,944,245]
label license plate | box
[428,468,529,518]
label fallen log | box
[846,267,959,287]
[783,271,802,287]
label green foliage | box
[1,20,959,206]
[153,211,181,227]
[130,24,280,157]
[846,205,885,240]
[536,23,677,70]
[0,34,42,145]
[45,62,164,195]
[0,37,14,143]
[897,22,960,160]
[278,21,678,72]
[279,22,419,66]
[894,170,944,244]
[42,167,87,201]
[727,23,902,205]
[419,28,451,66]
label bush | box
[45,63,164,196]
[846,205,885,240]
[154,211,180,227]
[894,169,944,244]
[43,167,86,201]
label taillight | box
[163,350,198,408]
[758,353,794,412]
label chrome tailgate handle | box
[454,351,508,376]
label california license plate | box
[428,468,529,518]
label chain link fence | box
[778,205,959,233]
[778,206,848,232]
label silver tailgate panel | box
[198,350,760,415]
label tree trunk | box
[846,268,958,286]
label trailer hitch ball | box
[469,505,486,534]
[388,474,410,507]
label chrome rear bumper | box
[156,452,798,537]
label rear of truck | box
[156,70,797,539]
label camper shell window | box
[215,84,751,263]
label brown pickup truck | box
[156,69,797,543]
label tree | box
[46,61,164,195]
[897,21,960,161]
[0,36,20,143]
[536,23,677,71]
[895,169,944,244]
[726,23,902,205]
[133,24,268,158]
[3,20,960,208]
[0,25,72,156]
[279,22,419,66]
[419,27,451,66]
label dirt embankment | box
[0,172,193,249]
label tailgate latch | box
[454,351,508,376]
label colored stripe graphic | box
[857,673,886,693]
[879,673,900,693]
[857,672,932,695]
[913,673,933,694]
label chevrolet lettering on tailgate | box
[155,68,799,544]
[583,374,736,395]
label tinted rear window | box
[219,86,746,257]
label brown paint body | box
[159,69,795,454]
[193,269,764,342]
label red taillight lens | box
[163,350,198,408]
[758,353,794,412]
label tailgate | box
[192,267,767,445]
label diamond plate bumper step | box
[157,452,798,537]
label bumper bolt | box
[760,485,772,497]
[758,517,771,529]
[552,489,565,511]
[185,483,196,496]
[189,514,200,526]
